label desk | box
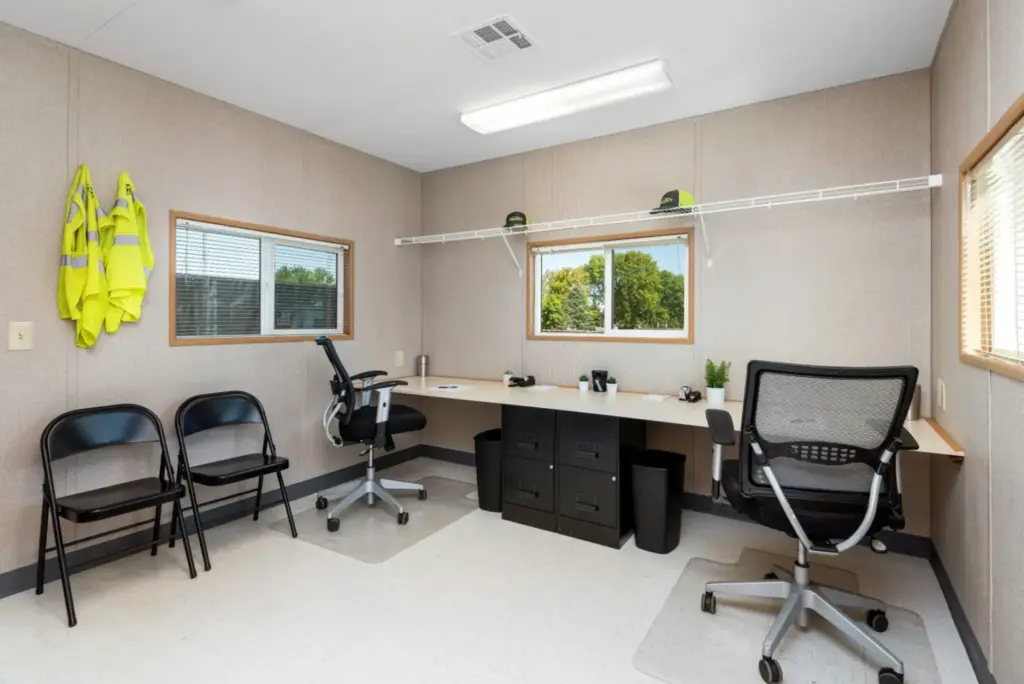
[396,376,964,460]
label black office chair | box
[314,336,427,531]
[702,361,918,684]
[169,391,299,571]
[36,404,198,627]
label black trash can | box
[631,449,685,554]
[474,428,503,512]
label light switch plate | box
[8,321,34,351]
[394,350,404,367]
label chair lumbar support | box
[314,446,427,532]
[701,541,903,684]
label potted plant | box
[606,376,618,396]
[502,370,514,387]
[578,374,590,391]
[704,359,731,407]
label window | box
[169,212,352,345]
[960,94,1024,380]
[527,228,693,343]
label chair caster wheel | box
[764,572,779,580]
[878,667,903,684]
[326,517,340,532]
[701,592,716,614]
[759,657,783,683]
[315,496,329,511]
[418,489,428,500]
[867,609,889,633]
[397,511,409,525]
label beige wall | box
[930,0,1024,680]
[420,71,933,536]
[0,24,422,573]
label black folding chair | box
[170,391,298,571]
[37,404,197,627]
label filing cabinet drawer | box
[557,411,619,473]
[557,465,618,528]
[502,406,556,462]
[502,455,555,513]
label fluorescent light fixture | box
[461,60,672,134]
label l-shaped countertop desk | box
[395,376,965,461]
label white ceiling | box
[0,0,953,172]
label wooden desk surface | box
[395,376,965,459]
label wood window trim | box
[525,226,695,344]
[168,210,355,347]
[958,90,1024,382]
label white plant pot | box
[706,387,726,406]
[578,381,589,391]
[607,384,618,396]
[502,373,513,387]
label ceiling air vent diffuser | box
[457,16,534,62]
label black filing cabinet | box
[501,407,557,531]
[501,405,645,548]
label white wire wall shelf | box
[395,175,942,248]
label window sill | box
[170,333,353,347]
[960,350,1024,383]
[527,333,693,344]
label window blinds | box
[175,226,262,338]
[962,115,1024,363]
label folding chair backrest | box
[42,404,165,462]
[176,391,267,438]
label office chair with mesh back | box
[314,336,427,532]
[702,361,918,684]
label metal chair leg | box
[253,475,264,521]
[762,588,802,658]
[36,499,49,595]
[168,465,183,549]
[805,587,903,674]
[179,460,211,572]
[172,499,198,579]
[705,579,792,600]
[47,504,76,627]
[276,472,298,538]
[150,503,163,556]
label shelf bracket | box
[698,211,712,267]
[501,232,523,277]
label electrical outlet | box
[8,321,34,351]
[394,350,404,367]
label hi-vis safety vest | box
[58,165,110,348]
[103,172,152,332]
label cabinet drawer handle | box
[517,486,540,498]
[574,449,598,460]
[574,501,599,513]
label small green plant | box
[579,374,589,382]
[607,376,617,384]
[704,359,732,389]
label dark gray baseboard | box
[930,547,997,684]
[421,444,476,467]
[0,446,421,601]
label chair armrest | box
[363,380,409,393]
[705,409,736,445]
[705,408,735,501]
[351,370,388,382]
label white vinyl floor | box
[0,458,978,684]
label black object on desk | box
[500,405,646,548]
[508,375,536,387]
